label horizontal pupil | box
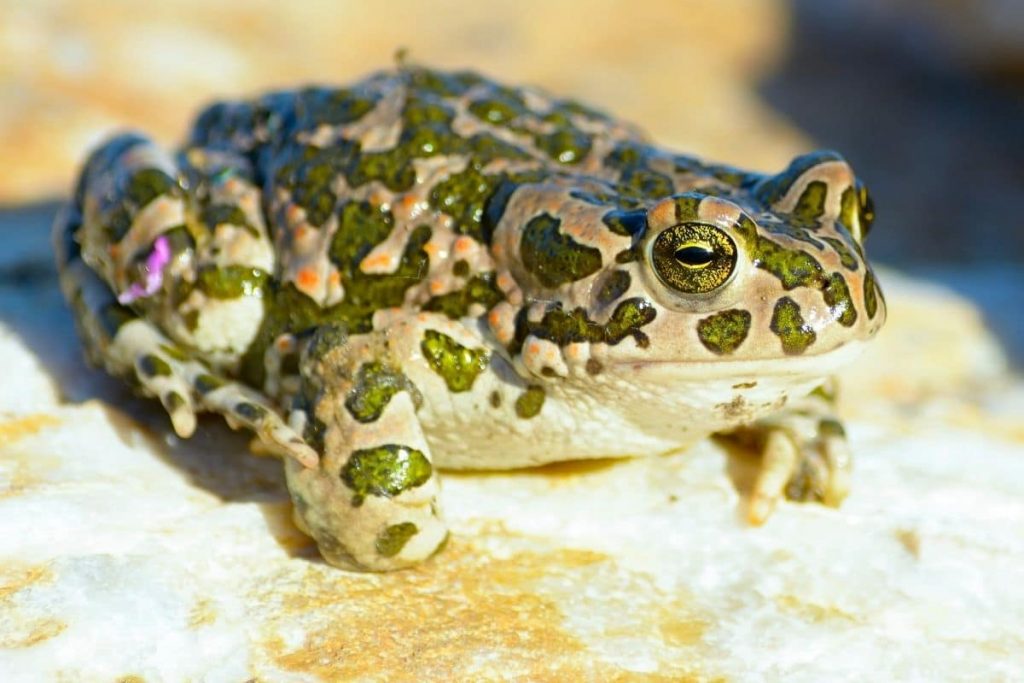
[674,245,714,266]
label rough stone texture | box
[1,211,1023,679]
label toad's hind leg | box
[728,379,852,524]
[284,325,446,571]
[54,200,317,468]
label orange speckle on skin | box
[286,205,303,224]
[296,268,319,291]
[397,194,420,215]
[361,252,394,270]
[328,271,341,286]
[294,225,308,241]
[492,244,504,258]
[454,237,474,255]
[429,279,446,295]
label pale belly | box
[418,342,866,470]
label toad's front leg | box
[727,379,853,524]
[284,324,448,571]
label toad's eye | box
[674,244,715,268]
[650,223,737,294]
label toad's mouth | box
[606,339,868,382]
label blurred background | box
[2,0,1022,361]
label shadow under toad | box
[0,199,316,557]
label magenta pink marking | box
[117,235,172,304]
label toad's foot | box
[54,220,316,468]
[728,381,852,524]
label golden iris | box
[650,222,737,294]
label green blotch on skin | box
[404,67,482,97]
[429,165,546,245]
[452,259,470,278]
[619,167,674,197]
[601,209,647,237]
[376,522,419,558]
[822,236,860,271]
[340,444,433,507]
[162,225,196,254]
[514,386,545,419]
[822,272,858,327]
[194,373,225,394]
[158,343,189,361]
[296,87,376,127]
[234,402,268,423]
[533,128,592,165]
[164,391,186,414]
[125,167,179,209]
[182,309,200,332]
[864,269,880,319]
[345,362,413,423]
[423,272,505,319]
[512,296,656,353]
[103,167,181,241]
[428,165,508,243]
[201,203,256,236]
[819,418,846,439]
[604,298,657,347]
[350,149,418,192]
[196,266,268,299]
[274,143,358,227]
[732,215,826,290]
[697,309,752,355]
[604,142,675,197]
[605,141,644,170]
[240,211,431,386]
[810,382,837,402]
[792,180,827,222]
[521,213,603,288]
[671,194,704,222]
[596,270,631,306]
[330,200,395,270]
[468,93,526,125]
[770,297,817,355]
[328,202,430,313]
[420,330,490,393]
[138,354,170,378]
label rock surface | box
[1,213,1023,679]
